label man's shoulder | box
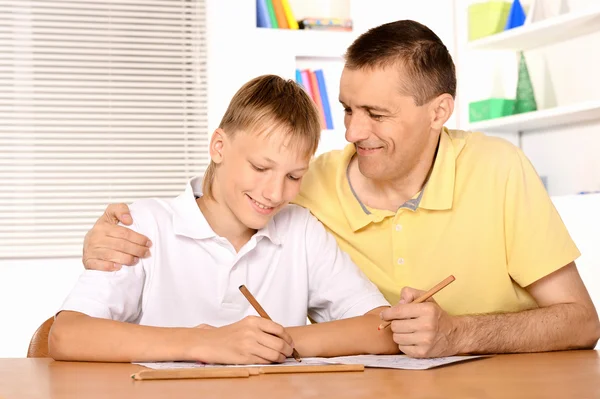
[451,129,522,169]
[296,145,351,208]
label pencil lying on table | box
[378,275,456,330]
[238,285,302,362]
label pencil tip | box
[238,285,244,289]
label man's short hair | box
[345,20,456,106]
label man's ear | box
[209,128,226,164]
[429,94,454,131]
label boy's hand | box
[195,316,294,364]
[82,203,152,271]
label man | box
[81,20,600,358]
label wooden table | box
[1,351,598,399]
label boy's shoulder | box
[272,204,321,240]
[124,197,176,236]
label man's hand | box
[82,203,152,271]
[381,287,460,358]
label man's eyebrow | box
[338,100,391,113]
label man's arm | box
[381,262,600,358]
[288,307,399,357]
[83,203,151,271]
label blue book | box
[295,69,303,85]
[256,0,271,28]
[314,69,333,129]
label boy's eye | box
[251,164,266,172]
[287,174,301,181]
[343,108,352,115]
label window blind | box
[0,0,208,258]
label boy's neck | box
[196,195,255,252]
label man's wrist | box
[451,315,473,355]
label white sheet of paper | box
[318,354,485,370]
[135,354,485,371]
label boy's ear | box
[209,128,226,164]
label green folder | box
[266,0,278,29]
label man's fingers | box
[381,302,432,321]
[102,235,150,259]
[107,225,152,249]
[399,286,425,304]
[390,318,420,334]
[82,258,119,272]
[103,203,133,225]
[92,247,139,267]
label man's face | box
[214,129,310,231]
[339,66,435,182]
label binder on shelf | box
[265,0,279,29]
[256,0,271,28]
[281,0,299,30]
[314,69,334,129]
[299,69,314,99]
[307,70,327,129]
[271,0,289,29]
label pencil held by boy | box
[49,75,398,365]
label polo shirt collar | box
[336,128,458,231]
[419,127,456,211]
[171,177,281,245]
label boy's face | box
[211,128,311,231]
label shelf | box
[468,6,600,51]
[254,28,355,58]
[468,101,600,133]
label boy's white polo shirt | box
[59,177,389,327]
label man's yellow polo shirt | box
[294,128,580,315]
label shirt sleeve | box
[304,212,390,322]
[58,217,147,322]
[505,147,581,287]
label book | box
[307,70,327,129]
[314,69,333,130]
[256,0,271,28]
[299,69,314,99]
[271,0,289,29]
[299,18,353,31]
[281,0,299,30]
[265,0,278,29]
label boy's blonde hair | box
[202,74,321,199]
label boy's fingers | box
[256,331,293,357]
[257,319,294,346]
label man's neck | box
[348,136,440,212]
[196,194,255,252]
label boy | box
[49,75,398,364]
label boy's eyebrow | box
[260,157,308,173]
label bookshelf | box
[254,0,354,155]
[465,5,600,137]
[468,6,600,51]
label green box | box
[469,98,515,123]
[468,1,512,41]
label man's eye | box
[369,113,383,121]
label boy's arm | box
[49,311,198,362]
[50,311,295,364]
[287,307,398,357]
